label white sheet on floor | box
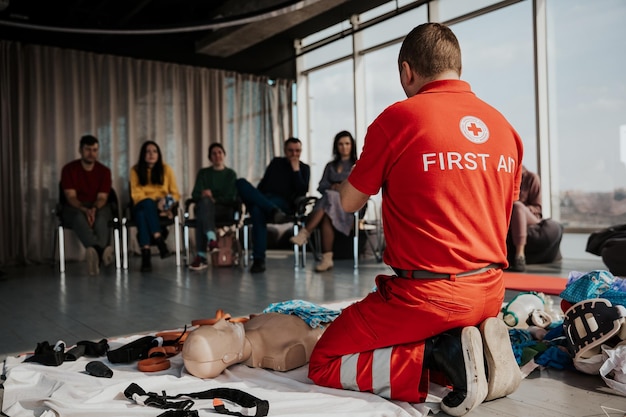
[2,322,446,417]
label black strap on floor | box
[77,338,109,357]
[124,383,269,417]
[23,341,65,366]
[107,336,157,363]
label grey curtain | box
[0,41,294,265]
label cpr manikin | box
[183,312,326,378]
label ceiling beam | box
[196,0,350,58]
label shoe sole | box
[86,247,99,275]
[480,317,522,401]
[189,264,209,271]
[314,264,333,272]
[440,326,488,417]
[289,237,309,246]
[102,246,114,267]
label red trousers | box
[308,269,504,402]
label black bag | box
[585,224,626,256]
[601,237,626,276]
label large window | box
[547,0,626,228]
[297,0,626,239]
[435,0,505,21]
[306,60,355,194]
[451,1,536,172]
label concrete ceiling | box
[0,0,391,79]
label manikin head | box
[182,318,246,378]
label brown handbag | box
[211,230,239,267]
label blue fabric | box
[509,329,536,365]
[534,346,573,370]
[132,198,162,246]
[560,270,626,306]
[262,299,341,329]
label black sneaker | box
[508,255,526,272]
[155,237,171,259]
[250,259,266,273]
[425,327,487,416]
[271,208,289,224]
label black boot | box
[424,327,487,416]
[424,329,468,408]
[155,237,170,259]
[141,248,152,272]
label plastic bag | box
[599,341,626,396]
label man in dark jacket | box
[236,138,310,273]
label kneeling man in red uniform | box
[308,23,523,416]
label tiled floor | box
[1,242,624,416]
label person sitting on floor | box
[60,134,114,275]
[507,165,563,272]
[188,143,238,271]
[236,137,311,274]
[290,130,357,272]
[130,140,181,272]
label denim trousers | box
[132,198,161,247]
[236,178,290,261]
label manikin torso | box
[182,313,326,378]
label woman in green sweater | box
[189,143,238,270]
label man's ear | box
[400,61,414,85]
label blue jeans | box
[132,199,161,247]
[236,178,290,261]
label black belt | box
[392,263,501,280]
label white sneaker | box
[480,317,522,401]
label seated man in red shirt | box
[60,134,114,275]
[308,23,523,416]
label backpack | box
[211,230,240,267]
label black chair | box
[291,196,319,268]
[182,198,243,266]
[121,189,182,269]
[52,183,122,273]
[240,196,318,268]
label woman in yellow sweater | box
[130,141,180,272]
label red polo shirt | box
[349,79,523,272]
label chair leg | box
[243,224,250,267]
[183,224,190,266]
[293,223,301,269]
[174,215,181,267]
[58,225,65,273]
[114,226,121,269]
[51,224,58,268]
[122,219,129,270]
